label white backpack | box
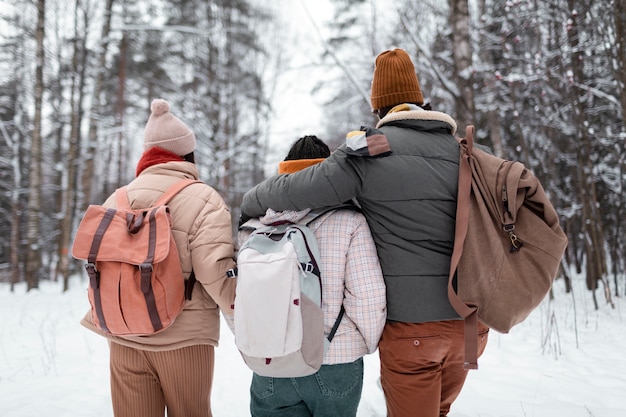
[230,213,344,377]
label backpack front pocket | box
[235,240,304,358]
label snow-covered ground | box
[1,273,624,417]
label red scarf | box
[136,147,184,177]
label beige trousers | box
[109,342,215,417]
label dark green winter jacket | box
[241,108,462,323]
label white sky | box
[262,0,336,174]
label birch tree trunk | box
[25,0,46,291]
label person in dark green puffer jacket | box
[240,48,489,417]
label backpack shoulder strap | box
[113,179,201,210]
[327,305,345,343]
[115,187,131,210]
[450,125,474,312]
[303,204,355,344]
[154,179,202,206]
[459,124,474,156]
[449,125,480,370]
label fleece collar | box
[376,103,458,135]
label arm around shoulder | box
[240,151,361,218]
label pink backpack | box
[72,179,200,336]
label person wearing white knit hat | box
[143,98,196,156]
[81,98,237,417]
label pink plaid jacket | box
[238,208,387,365]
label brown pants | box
[379,320,489,417]
[109,342,215,417]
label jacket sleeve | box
[343,213,387,354]
[189,189,237,316]
[241,147,363,219]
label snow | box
[1,274,625,417]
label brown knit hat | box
[143,99,196,155]
[370,49,424,110]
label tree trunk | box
[115,30,127,191]
[25,0,46,291]
[567,0,611,307]
[615,0,626,125]
[104,24,128,199]
[60,0,89,291]
[0,119,24,290]
[448,0,475,129]
[474,0,504,156]
[81,0,115,208]
[613,0,626,297]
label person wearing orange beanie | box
[241,49,489,416]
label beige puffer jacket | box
[80,161,237,351]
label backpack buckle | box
[227,268,238,278]
[85,263,100,288]
[301,263,314,273]
[503,224,523,252]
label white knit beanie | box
[143,99,196,155]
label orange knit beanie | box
[370,49,424,110]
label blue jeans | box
[249,358,364,417]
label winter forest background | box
[0,0,625,314]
